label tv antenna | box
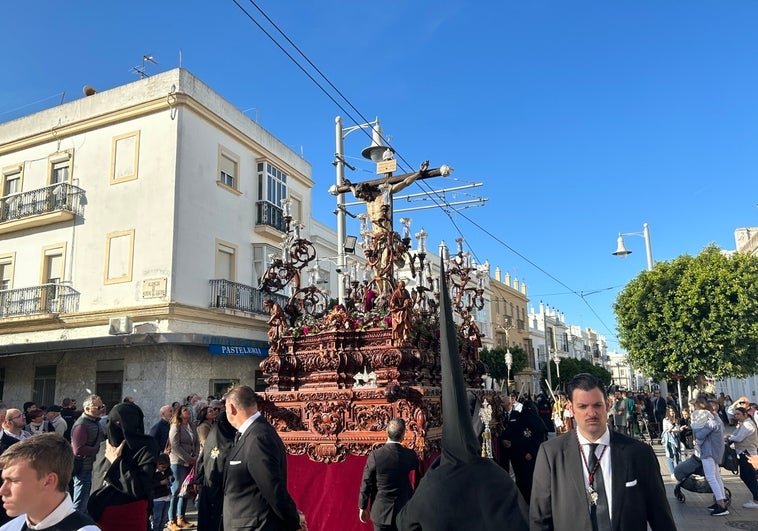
[131,54,158,79]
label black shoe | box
[711,506,729,516]
[707,503,719,512]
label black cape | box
[88,402,160,521]
[396,257,527,530]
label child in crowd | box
[152,453,174,531]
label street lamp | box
[333,116,385,305]
[504,348,513,393]
[613,222,669,396]
[613,222,654,272]
[552,351,561,380]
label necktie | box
[588,443,611,531]
[234,431,242,446]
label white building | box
[0,68,338,425]
[715,227,758,402]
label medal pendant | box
[588,486,598,506]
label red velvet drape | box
[287,451,438,531]
[287,454,373,531]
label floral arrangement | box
[287,305,393,338]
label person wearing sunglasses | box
[71,395,106,515]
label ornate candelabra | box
[260,198,329,325]
[479,398,493,458]
[440,237,487,353]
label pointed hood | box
[439,256,480,465]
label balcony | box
[255,200,286,233]
[209,279,287,315]
[0,283,80,318]
[0,183,85,235]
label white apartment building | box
[716,227,758,402]
[0,68,338,424]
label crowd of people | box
[0,381,755,530]
[0,388,307,531]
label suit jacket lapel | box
[566,435,587,503]
[609,432,627,531]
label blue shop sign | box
[209,344,269,357]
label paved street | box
[653,442,758,531]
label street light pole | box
[335,117,347,306]
[613,222,654,272]
[334,116,383,306]
[613,222,667,394]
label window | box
[218,147,240,193]
[48,151,72,185]
[256,161,288,231]
[96,359,124,411]
[252,244,279,287]
[2,170,21,196]
[33,365,56,408]
[111,131,140,184]
[42,246,64,312]
[104,230,135,284]
[260,161,287,207]
[210,378,240,398]
[215,241,237,281]
[0,254,13,291]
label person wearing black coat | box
[502,399,548,503]
[358,418,420,531]
[88,402,160,531]
[194,409,236,531]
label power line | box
[229,0,620,345]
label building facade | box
[0,69,338,425]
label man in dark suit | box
[358,418,419,531]
[530,373,676,531]
[652,390,666,438]
[223,385,302,531]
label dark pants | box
[374,523,397,531]
[512,458,537,504]
[739,454,758,501]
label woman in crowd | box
[661,406,681,480]
[196,402,221,453]
[678,408,693,457]
[88,402,160,531]
[692,397,728,516]
[725,407,758,509]
[167,405,199,531]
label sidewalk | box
[652,441,758,530]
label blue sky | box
[4,1,758,350]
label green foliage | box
[540,358,612,392]
[614,245,758,381]
[480,345,529,383]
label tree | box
[614,244,758,382]
[480,345,528,389]
[540,358,612,392]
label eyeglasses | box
[7,415,23,422]
[89,404,106,411]
[210,407,222,412]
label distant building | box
[715,226,758,401]
[0,68,338,424]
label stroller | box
[673,454,732,505]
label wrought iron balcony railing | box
[0,183,85,223]
[0,283,80,318]
[255,200,286,232]
[209,279,287,315]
